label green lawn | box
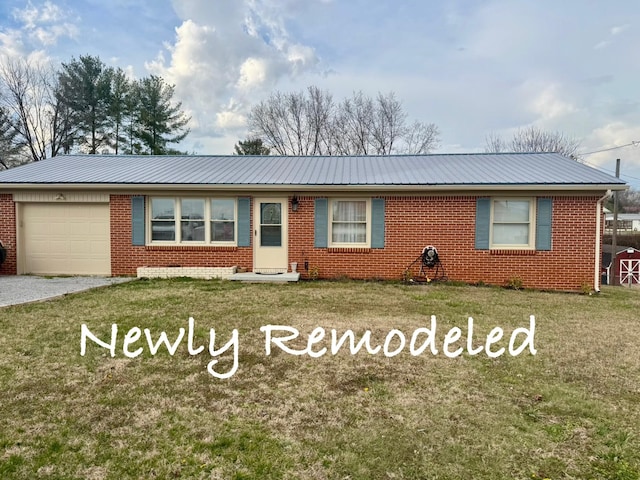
[0,279,639,479]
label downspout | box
[594,190,612,293]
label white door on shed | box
[21,203,111,275]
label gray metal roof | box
[0,153,626,190]
[604,213,640,220]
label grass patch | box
[0,279,639,478]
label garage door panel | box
[50,240,71,253]
[69,223,89,236]
[69,240,91,254]
[22,203,110,275]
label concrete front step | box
[228,272,300,283]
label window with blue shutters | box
[314,198,385,249]
[475,197,552,250]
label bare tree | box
[399,121,441,154]
[619,189,640,213]
[0,58,63,163]
[248,87,334,155]
[485,126,581,160]
[305,86,334,154]
[338,91,374,154]
[371,92,406,154]
[248,86,440,156]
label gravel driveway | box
[0,276,135,307]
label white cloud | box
[611,24,629,35]
[0,29,26,59]
[42,1,65,23]
[286,44,316,74]
[10,0,78,48]
[2,0,639,184]
[528,84,578,121]
[585,122,640,165]
[579,122,640,188]
[237,57,268,91]
[147,0,321,153]
[595,22,631,49]
[33,23,78,45]
[12,2,40,29]
[216,110,247,130]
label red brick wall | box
[0,194,17,275]
[289,195,601,291]
[110,195,253,275]
[2,192,603,291]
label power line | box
[579,141,640,156]
[582,160,640,187]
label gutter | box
[594,190,612,293]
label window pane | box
[212,221,235,242]
[333,201,366,222]
[261,203,281,225]
[494,200,529,222]
[212,199,235,221]
[261,225,281,246]
[332,223,366,243]
[151,198,175,241]
[152,221,175,241]
[181,221,205,241]
[151,198,174,219]
[493,224,529,245]
[181,199,205,220]
[181,199,205,242]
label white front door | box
[253,198,288,273]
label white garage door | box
[21,203,111,275]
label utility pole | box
[611,158,620,285]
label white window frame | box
[147,197,237,246]
[328,198,371,248]
[210,198,237,245]
[490,197,535,249]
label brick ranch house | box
[0,152,626,291]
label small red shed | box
[603,246,640,286]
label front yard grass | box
[0,279,639,479]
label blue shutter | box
[475,198,491,250]
[131,196,145,246]
[237,197,251,247]
[371,198,385,248]
[314,198,328,248]
[535,198,552,251]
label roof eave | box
[0,182,628,192]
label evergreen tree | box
[234,137,270,155]
[108,68,131,154]
[57,55,113,154]
[0,107,25,169]
[135,75,190,154]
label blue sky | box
[1,0,640,187]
